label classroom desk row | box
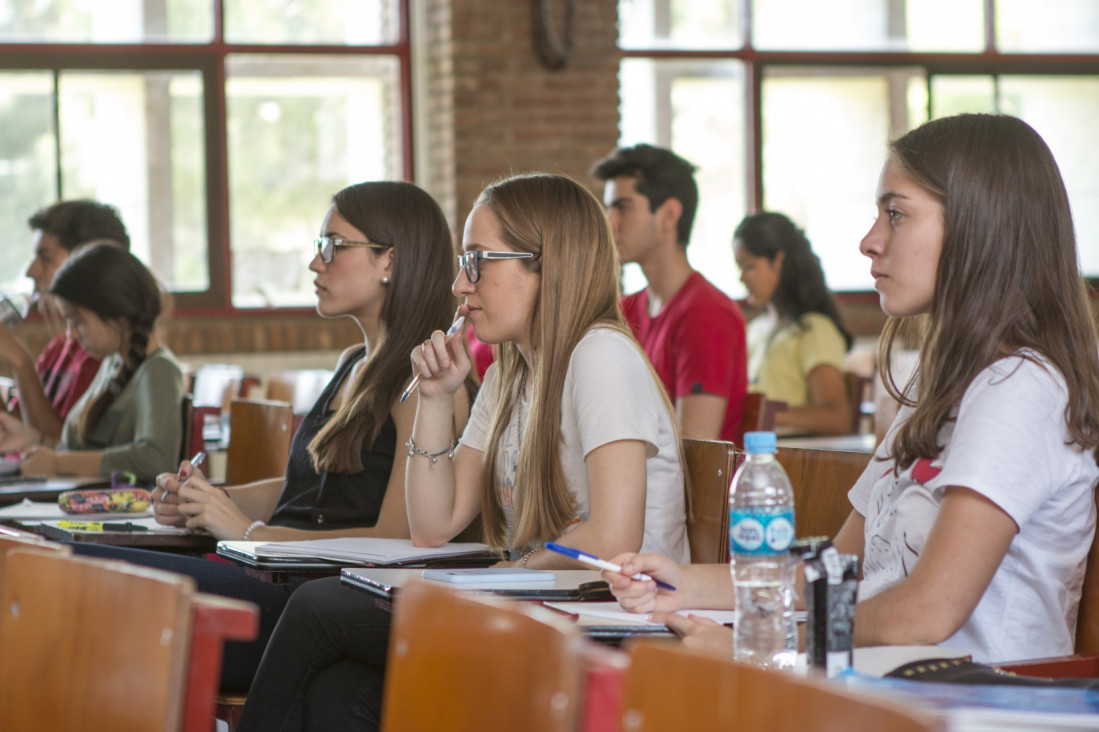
[4,519,1098,731]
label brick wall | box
[419,0,621,232]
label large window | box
[0,0,408,310]
[619,0,1099,297]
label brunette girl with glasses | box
[68,181,474,691]
[237,173,689,731]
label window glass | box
[619,58,746,297]
[929,75,996,118]
[997,76,1099,276]
[0,71,55,297]
[0,0,212,43]
[224,0,400,45]
[997,0,1099,52]
[57,70,208,293]
[618,0,740,50]
[761,69,929,292]
[752,0,983,52]
[226,54,402,308]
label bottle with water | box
[729,430,796,669]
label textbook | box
[217,537,499,568]
[836,671,1099,731]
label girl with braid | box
[0,241,184,482]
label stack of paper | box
[248,537,497,565]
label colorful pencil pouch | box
[58,488,153,514]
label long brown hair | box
[475,173,676,550]
[879,114,1099,468]
[49,242,161,443]
[308,181,459,473]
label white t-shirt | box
[460,326,689,564]
[848,352,1099,663]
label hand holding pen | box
[545,542,677,591]
[152,451,205,526]
[401,309,468,403]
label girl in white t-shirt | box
[606,113,1099,664]
[407,172,687,567]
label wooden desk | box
[777,433,877,453]
[30,522,220,554]
[0,476,109,504]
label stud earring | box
[381,275,390,285]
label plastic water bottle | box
[729,431,796,669]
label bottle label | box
[729,509,795,556]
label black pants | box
[68,542,307,690]
[236,576,393,732]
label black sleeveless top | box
[268,347,397,530]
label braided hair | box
[49,241,162,443]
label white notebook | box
[221,537,496,565]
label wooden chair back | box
[1074,484,1099,654]
[225,397,294,485]
[618,641,940,732]
[844,370,874,435]
[265,369,334,415]
[0,527,70,577]
[381,580,586,732]
[179,394,214,473]
[0,550,194,732]
[775,446,872,540]
[682,438,736,563]
[740,392,788,446]
[181,594,259,732]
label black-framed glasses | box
[314,235,391,264]
[457,251,537,284]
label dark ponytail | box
[50,241,162,442]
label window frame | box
[619,0,1099,297]
[0,0,413,315]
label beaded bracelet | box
[405,437,457,465]
[242,520,265,541]
[517,548,537,568]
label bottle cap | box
[743,431,776,454]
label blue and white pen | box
[545,541,677,591]
[400,314,466,403]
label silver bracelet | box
[517,548,537,568]
[242,520,265,541]
[405,437,457,465]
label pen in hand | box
[179,451,207,482]
[545,542,677,591]
[400,314,466,403]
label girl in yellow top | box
[734,212,854,435]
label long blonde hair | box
[475,173,676,550]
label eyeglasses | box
[314,235,391,264]
[457,251,537,284]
